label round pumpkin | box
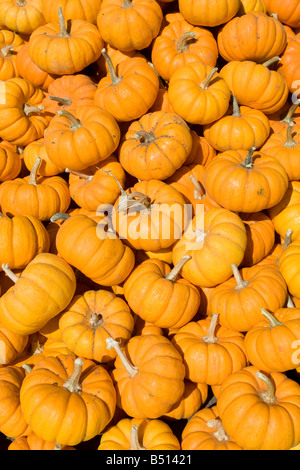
[0,323,29,366]
[0,0,45,35]
[15,43,55,92]
[0,140,22,181]
[0,29,24,81]
[8,430,75,450]
[264,0,300,28]
[279,236,300,300]
[240,211,275,267]
[23,138,64,177]
[178,0,240,27]
[42,0,103,24]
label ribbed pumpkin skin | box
[240,212,275,267]
[0,29,24,81]
[178,0,240,27]
[278,34,300,94]
[217,366,300,450]
[8,430,75,450]
[0,324,29,365]
[42,0,103,24]
[181,405,244,450]
[217,11,287,64]
[111,334,186,419]
[264,0,300,28]
[98,418,181,450]
[0,253,76,335]
[0,141,22,182]
[0,0,45,35]
[19,355,116,446]
[279,238,300,299]
[15,43,55,92]
[0,365,30,438]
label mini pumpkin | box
[0,140,22,181]
[42,0,103,24]
[0,323,28,366]
[178,0,240,27]
[264,0,300,29]
[240,212,275,267]
[0,29,24,81]
[0,0,45,35]
[15,43,55,92]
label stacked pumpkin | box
[0,0,300,452]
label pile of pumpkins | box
[0,0,300,451]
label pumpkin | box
[42,73,97,119]
[107,333,185,418]
[185,132,217,166]
[149,88,175,114]
[0,323,28,365]
[58,289,134,363]
[178,0,240,27]
[19,355,116,446]
[113,179,187,252]
[268,99,300,134]
[217,11,287,64]
[28,8,103,75]
[0,252,76,335]
[118,111,193,181]
[264,0,300,28]
[44,106,120,171]
[217,366,300,450]
[172,207,247,288]
[98,417,180,450]
[260,123,300,181]
[207,264,288,332]
[244,307,300,373]
[202,148,289,213]
[0,0,45,35]
[279,236,300,300]
[181,405,244,450]
[42,0,103,24]
[278,34,300,95]
[171,314,247,385]
[97,0,163,52]
[0,213,50,270]
[163,380,208,421]
[96,43,146,76]
[168,63,231,125]
[123,256,201,329]
[0,157,71,221]
[151,17,218,82]
[23,138,64,177]
[15,43,55,92]
[0,29,24,81]
[12,337,75,368]
[220,58,289,115]
[203,96,271,152]
[8,430,75,450]
[94,53,159,123]
[0,140,22,181]
[240,212,275,267]
[0,77,48,146]
[0,364,30,438]
[237,0,266,15]
[53,212,135,287]
[267,181,300,241]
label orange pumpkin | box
[107,333,185,418]
[23,138,64,177]
[178,0,240,27]
[168,63,231,125]
[181,405,244,450]
[123,256,201,329]
[118,111,193,181]
[59,289,135,363]
[217,366,300,450]
[0,323,29,366]
[237,0,266,15]
[163,380,208,421]
[207,264,288,332]
[279,236,300,300]
[217,11,287,64]
[203,148,289,213]
[151,17,218,82]
[28,8,103,75]
[0,29,24,80]
[264,0,300,28]
[20,355,116,446]
[42,0,103,24]
[15,43,55,92]
[0,253,76,335]
[94,53,159,123]
[0,140,22,181]
[0,0,45,35]
[8,430,75,450]
[171,314,247,385]
[240,212,275,267]
[44,106,121,171]
[97,0,163,52]
[267,181,300,241]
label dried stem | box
[101,48,122,86]
[106,337,138,377]
[165,255,191,281]
[176,32,196,52]
[200,67,218,90]
[257,371,277,404]
[130,424,146,451]
[29,157,41,185]
[232,264,249,290]
[1,264,19,283]
[202,313,219,343]
[63,357,83,393]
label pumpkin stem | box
[50,212,71,223]
[57,110,82,130]
[23,103,44,116]
[231,264,249,290]
[241,147,256,169]
[262,56,281,68]
[232,95,241,118]
[48,95,72,107]
[130,424,146,451]
[1,264,19,283]
[101,48,122,86]
[122,0,132,7]
[287,294,295,308]
[194,227,208,243]
[106,337,139,377]
[16,0,27,5]
[283,229,293,250]
[190,174,205,200]
[1,45,14,57]
[282,99,300,124]
[29,157,41,185]
[284,122,297,148]
[206,419,230,442]
[134,130,155,144]
[58,7,70,38]
[176,32,196,52]
[118,191,152,213]
[202,313,219,344]
[261,308,282,327]
[21,364,32,374]
[165,255,191,281]
[65,168,93,182]
[89,313,103,328]
[200,67,218,90]
[63,357,83,393]
[257,371,277,404]
[54,444,62,450]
